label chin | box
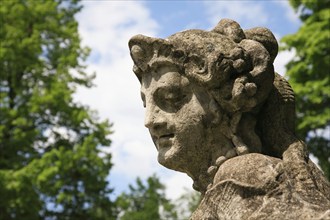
[157,148,186,172]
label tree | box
[115,175,177,220]
[0,0,114,219]
[281,0,330,179]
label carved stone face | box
[140,65,217,175]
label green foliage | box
[281,0,330,179]
[0,0,114,219]
[115,175,177,220]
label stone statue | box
[129,19,330,219]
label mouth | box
[156,133,174,148]
[159,133,174,139]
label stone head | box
[129,19,293,191]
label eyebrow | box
[149,60,179,73]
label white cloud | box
[163,172,193,200]
[77,1,158,64]
[75,1,192,201]
[204,1,269,29]
[274,49,296,76]
[112,139,158,179]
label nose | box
[144,105,167,130]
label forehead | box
[141,65,189,93]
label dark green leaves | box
[0,0,114,218]
[115,175,178,220]
[282,0,330,179]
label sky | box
[74,0,301,201]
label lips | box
[156,133,174,148]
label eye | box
[155,86,189,113]
[164,90,186,104]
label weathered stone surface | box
[129,19,330,219]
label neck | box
[190,134,237,194]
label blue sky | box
[147,1,300,38]
[74,1,301,200]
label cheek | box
[175,98,207,136]
[172,105,208,161]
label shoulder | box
[213,153,282,187]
